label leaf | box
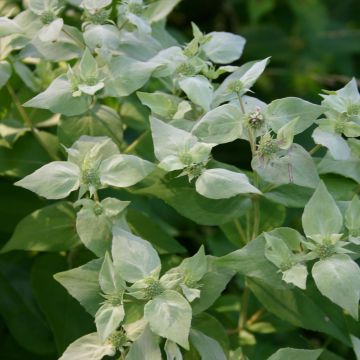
[0,253,56,355]
[15,161,80,199]
[248,279,351,345]
[58,333,115,360]
[150,116,197,162]
[0,132,55,178]
[129,167,255,226]
[76,198,129,257]
[105,55,158,97]
[190,330,227,360]
[213,58,270,106]
[126,326,162,360]
[38,18,63,42]
[99,252,125,294]
[252,144,320,188]
[318,155,360,183]
[266,97,322,134]
[312,128,351,161]
[23,76,91,116]
[0,60,12,89]
[95,303,125,342]
[54,259,103,316]
[2,202,79,253]
[191,104,243,144]
[100,154,155,188]
[312,254,360,320]
[58,105,123,148]
[165,340,183,360]
[179,76,213,112]
[0,17,22,37]
[144,290,192,349]
[83,24,121,51]
[302,181,343,236]
[195,168,260,199]
[282,264,308,290]
[31,254,94,353]
[192,259,234,315]
[202,32,246,64]
[112,227,161,282]
[267,348,322,360]
[345,195,360,233]
[145,0,182,22]
[80,48,98,79]
[276,118,298,150]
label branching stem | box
[6,83,60,160]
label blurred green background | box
[169,0,360,102]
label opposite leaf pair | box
[150,116,261,199]
[15,136,155,199]
[265,182,360,320]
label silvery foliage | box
[1,0,360,358]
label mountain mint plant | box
[1,0,360,359]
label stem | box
[93,189,100,203]
[309,143,322,156]
[237,92,246,113]
[238,285,250,332]
[6,84,60,160]
[124,130,149,154]
[118,19,129,31]
[233,218,247,245]
[252,197,260,240]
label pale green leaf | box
[312,254,360,320]
[126,326,162,360]
[195,168,260,199]
[95,303,125,342]
[252,144,320,188]
[54,259,103,316]
[267,97,322,134]
[192,104,243,144]
[15,161,80,199]
[99,252,126,294]
[179,76,213,112]
[59,332,115,360]
[302,181,343,236]
[267,347,322,360]
[0,17,22,37]
[150,116,197,161]
[345,196,360,234]
[282,264,308,290]
[202,32,246,64]
[0,60,12,89]
[100,154,155,188]
[190,329,227,360]
[1,202,79,253]
[38,18,63,42]
[312,128,351,161]
[144,290,191,349]
[23,76,91,116]
[165,340,183,360]
[112,227,161,282]
[80,48,98,79]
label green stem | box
[233,218,247,245]
[6,84,60,161]
[238,285,250,332]
[124,130,149,154]
[309,143,322,156]
[93,189,100,203]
